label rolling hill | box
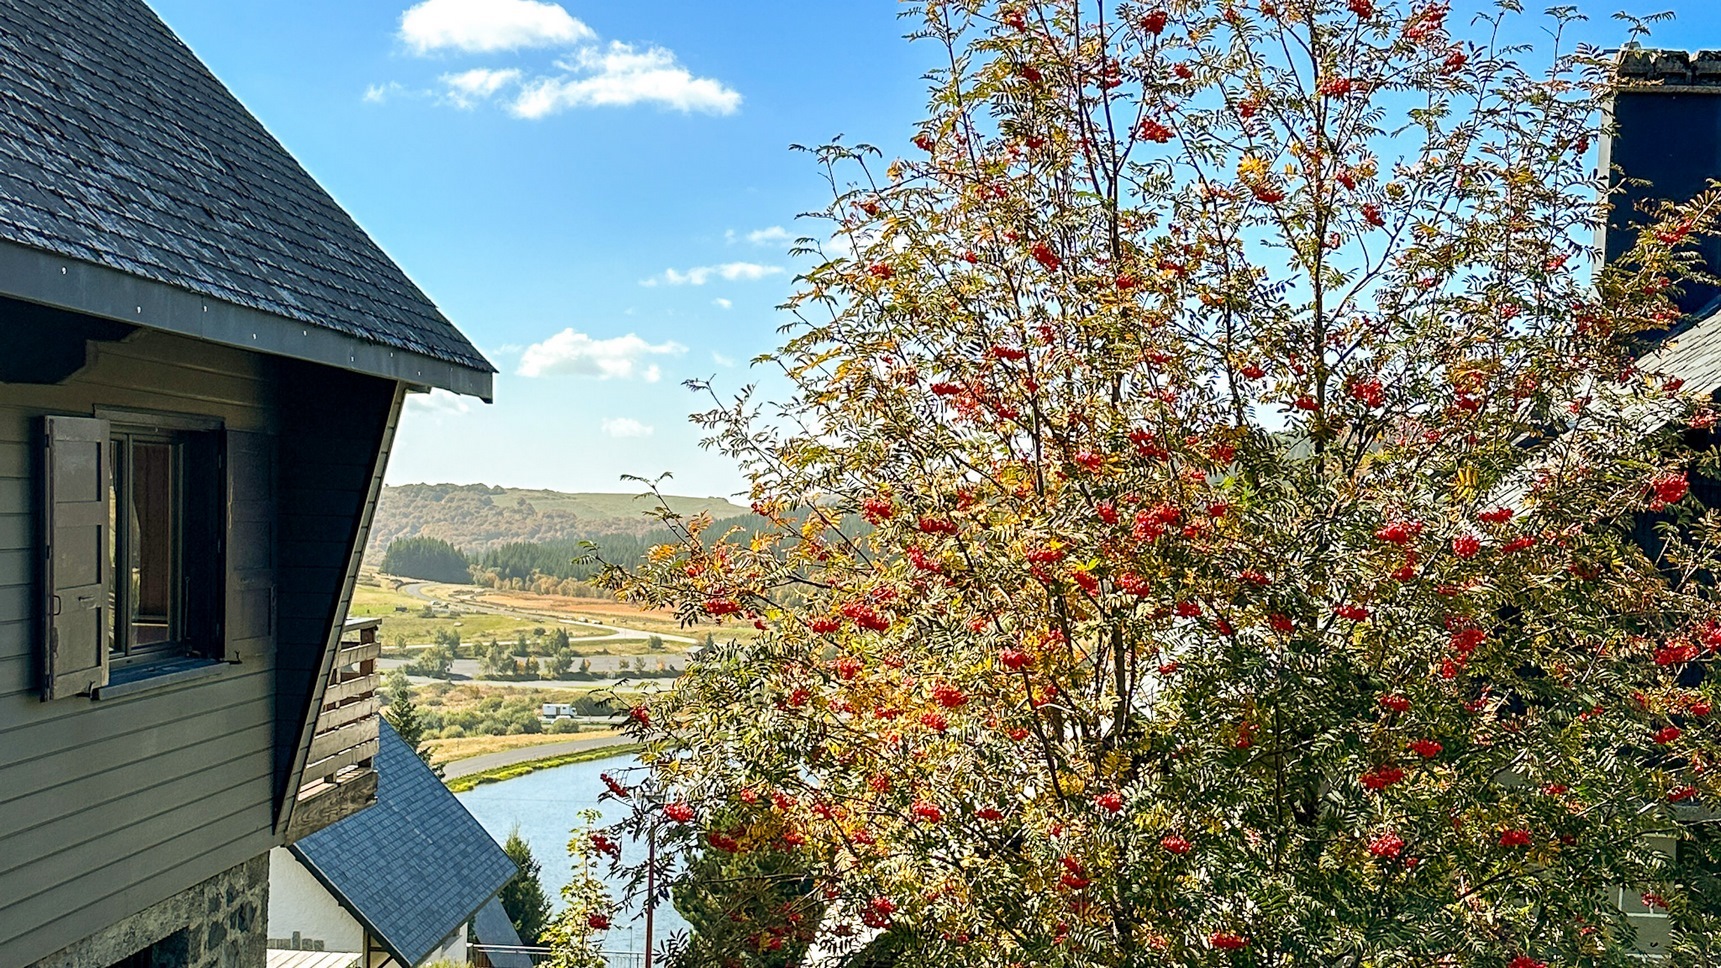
[364,483,750,559]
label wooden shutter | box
[42,415,110,699]
[224,429,275,662]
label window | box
[109,428,189,662]
[43,413,234,699]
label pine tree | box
[383,680,438,775]
[498,827,552,945]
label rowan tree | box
[542,810,617,968]
[596,1,1721,965]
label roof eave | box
[0,238,495,402]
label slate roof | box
[1640,307,1721,398]
[291,721,517,967]
[0,0,492,375]
[471,898,534,968]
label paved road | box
[440,734,635,779]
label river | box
[456,752,692,952]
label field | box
[352,582,543,645]
[416,682,647,711]
[422,730,622,767]
[353,574,624,649]
[443,743,642,793]
[401,681,657,740]
[420,583,756,645]
[365,483,754,558]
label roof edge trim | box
[0,239,494,401]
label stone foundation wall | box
[25,854,269,968]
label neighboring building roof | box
[1640,307,1721,398]
[472,898,535,968]
[290,721,517,967]
[0,0,494,396]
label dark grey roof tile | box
[292,721,518,967]
[0,0,492,374]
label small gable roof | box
[472,898,534,968]
[0,0,494,398]
[290,721,517,967]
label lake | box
[456,752,691,952]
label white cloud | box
[826,224,898,262]
[643,262,783,287]
[511,42,741,117]
[601,417,655,438]
[711,351,736,367]
[400,0,593,54]
[712,298,733,310]
[441,68,522,107]
[741,226,791,246]
[404,388,472,416]
[516,329,686,380]
[364,81,406,104]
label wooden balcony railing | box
[287,617,382,841]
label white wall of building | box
[266,847,364,955]
[422,924,468,965]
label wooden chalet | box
[0,0,493,966]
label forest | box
[378,535,473,583]
[471,514,758,583]
[377,512,763,591]
[364,483,750,558]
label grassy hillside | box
[365,483,749,557]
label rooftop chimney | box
[1603,49,1721,317]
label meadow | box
[352,572,685,653]
[403,681,652,741]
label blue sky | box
[144,0,1715,498]
[144,0,929,499]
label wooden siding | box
[0,327,397,968]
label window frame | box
[108,426,189,665]
[93,408,225,673]
[41,409,241,702]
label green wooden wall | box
[0,322,399,968]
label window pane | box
[128,441,176,648]
[108,440,119,649]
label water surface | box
[456,753,691,950]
